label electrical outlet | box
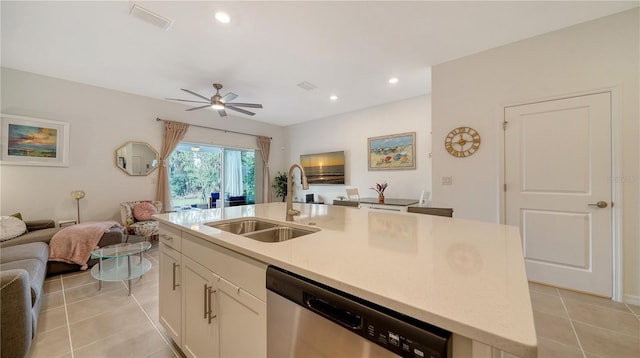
[442,176,453,186]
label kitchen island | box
[154,202,536,358]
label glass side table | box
[90,242,152,295]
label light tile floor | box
[529,282,640,358]
[31,242,640,357]
[29,241,180,358]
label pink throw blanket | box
[49,221,123,270]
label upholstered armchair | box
[119,200,163,242]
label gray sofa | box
[0,242,48,358]
[0,219,125,358]
[0,219,125,276]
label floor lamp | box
[70,190,85,223]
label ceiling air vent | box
[297,81,317,91]
[129,4,173,30]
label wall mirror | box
[115,141,159,176]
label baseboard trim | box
[623,293,640,306]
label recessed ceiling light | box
[388,77,399,84]
[330,95,338,101]
[215,12,231,24]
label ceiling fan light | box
[211,103,225,110]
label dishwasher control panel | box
[364,316,448,358]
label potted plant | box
[272,172,288,202]
[370,182,388,203]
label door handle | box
[203,284,209,319]
[588,201,608,208]
[207,286,216,324]
[171,263,180,290]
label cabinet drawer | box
[159,224,182,251]
[182,232,267,301]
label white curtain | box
[225,150,244,196]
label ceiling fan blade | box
[186,104,212,111]
[166,98,209,104]
[221,92,238,103]
[218,109,227,117]
[225,102,263,108]
[181,88,210,102]
[226,105,255,116]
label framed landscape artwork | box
[1,114,70,167]
[368,132,416,170]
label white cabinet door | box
[218,277,266,358]
[159,244,182,345]
[182,257,220,358]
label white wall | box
[432,9,639,302]
[0,68,287,222]
[286,95,431,204]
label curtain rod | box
[156,118,272,139]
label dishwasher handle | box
[304,293,363,330]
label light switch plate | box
[442,176,453,185]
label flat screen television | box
[300,150,345,184]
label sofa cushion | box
[25,219,55,232]
[0,242,49,265]
[1,216,27,242]
[0,227,63,248]
[133,201,158,221]
[0,258,46,307]
[0,269,33,358]
[10,212,23,220]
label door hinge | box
[503,121,508,130]
[504,183,507,192]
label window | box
[169,143,256,210]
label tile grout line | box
[624,303,640,322]
[60,275,75,358]
[129,270,180,357]
[557,291,587,358]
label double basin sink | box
[205,218,319,243]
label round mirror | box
[115,141,159,176]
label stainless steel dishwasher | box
[267,266,451,358]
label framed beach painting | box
[368,132,416,170]
[1,114,70,167]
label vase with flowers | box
[370,182,388,203]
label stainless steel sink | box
[206,218,319,242]
[244,226,315,243]
[208,219,278,234]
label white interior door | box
[505,92,612,297]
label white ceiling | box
[2,1,637,126]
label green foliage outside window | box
[169,150,222,206]
[242,151,255,203]
[169,147,256,208]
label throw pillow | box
[1,216,27,242]
[132,202,158,221]
[10,212,23,220]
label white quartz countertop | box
[154,202,537,357]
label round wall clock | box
[444,126,481,157]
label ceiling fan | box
[167,83,263,116]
